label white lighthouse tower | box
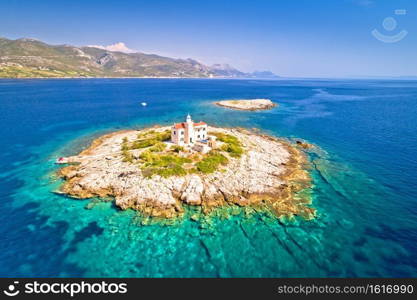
[185,113,194,144]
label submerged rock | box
[296,140,314,150]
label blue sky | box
[1,0,416,77]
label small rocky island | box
[57,115,314,221]
[214,99,277,111]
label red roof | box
[174,122,186,129]
[173,121,206,129]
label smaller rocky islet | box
[214,99,277,111]
[56,126,315,222]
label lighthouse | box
[171,114,208,146]
[185,114,194,144]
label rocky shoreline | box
[214,99,277,111]
[57,126,315,221]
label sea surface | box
[0,78,416,277]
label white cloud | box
[88,42,137,53]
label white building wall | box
[194,125,207,141]
[171,127,186,146]
[171,127,178,144]
[178,129,185,145]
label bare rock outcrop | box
[214,99,277,111]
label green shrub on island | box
[139,150,154,163]
[195,151,228,174]
[142,164,187,178]
[141,150,228,177]
[149,142,167,152]
[171,145,184,153]
[139,151,191,167]
[121,137,129,151]
[137,130,156,139]
[121,149,134,163]
[155,130,171,142]
[143,130,171,142]
[221,143,243,157]
[211,132,244,158]
[211,132,239,144]
[130,130,171,150]
[131,139,158,149]
[142,153,192,167]
[140,151,191,178]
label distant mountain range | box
[0,37,279,79]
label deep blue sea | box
[0,78,416,277]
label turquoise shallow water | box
[0,78,416,277]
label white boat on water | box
[141,102,147,106]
